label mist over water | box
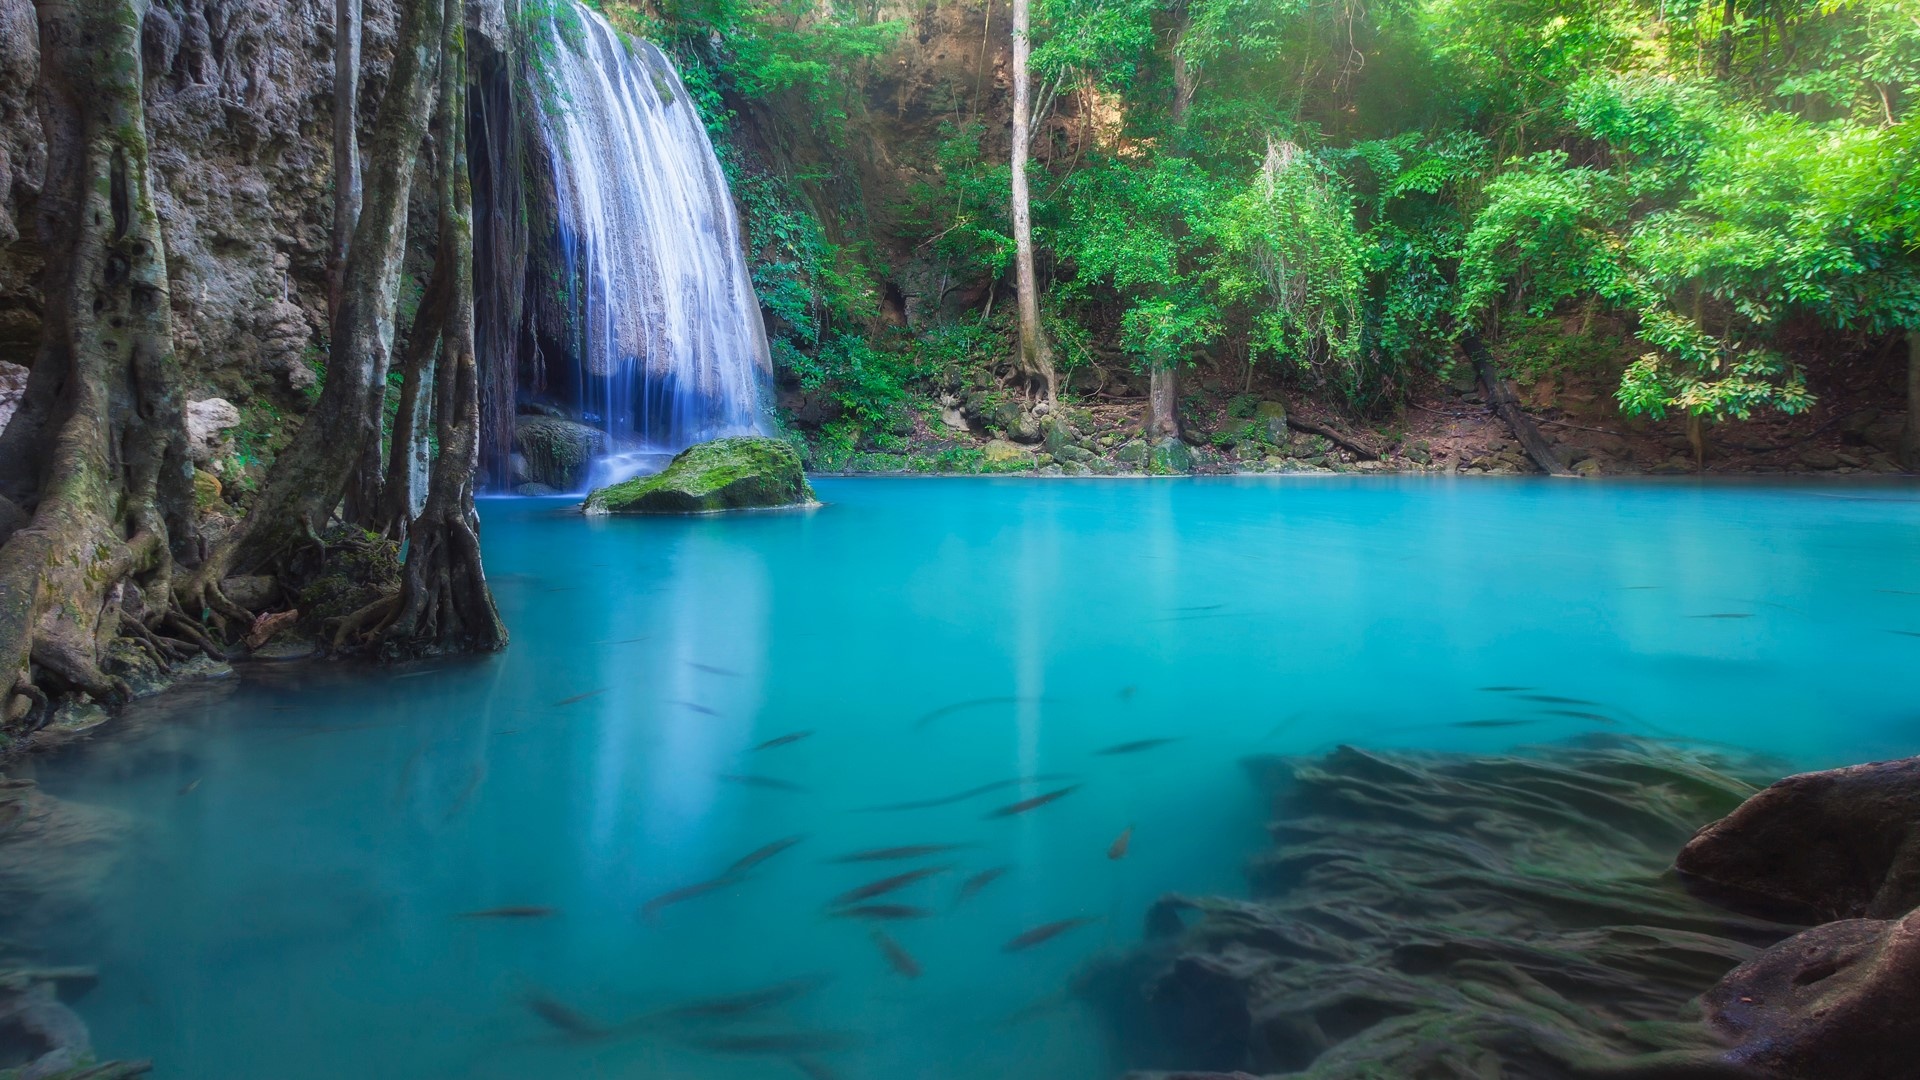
[13,478,1920,1078]
[533,1,770,485]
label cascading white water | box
[532,2,771,486]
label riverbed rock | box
[1148,439,1192,474]
[513,417,608,491]
[1703,908,1920,1079]
[582,437,814,515]
[1675,756,1920,921]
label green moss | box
[583,437,815,515]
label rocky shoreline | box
[1085,738,1920,1079]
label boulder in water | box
[582,437,814,515]
[1704,908,1920,1079]
[514,417,608,492]
[1675,756,1920,921]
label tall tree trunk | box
[1145,8,1196,443]
[376,0,505,656]
[1715,0,1737,79]
[1903,328,1919,472]
[2,0,200,727]
[1009,0,1055,402]
[378,260,448,537]
[184,0,442,622]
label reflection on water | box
[7,477,1920,1079]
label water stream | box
[11,477,1920,1078]
[531,2,771,485]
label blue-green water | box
[13,477,1920,1079]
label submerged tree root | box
[1086,736,1806,1079]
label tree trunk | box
[1144,7,1196,443]
[185,0,442,618]
[1009,0,1055,402]
[1148,365,1180,440]
[1,0,199,726]
[1715,0,1737,80]
[376,0,506,656]
[1903,328,1918,472]
[1461,332,1573,476]
[378,261,448,537]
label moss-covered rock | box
[582,437,815,515]
[514,417,608,491]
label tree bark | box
[1903,328,1918,472]
[1009,0,1055,402]
[1,0,197,725]
[375,0,505,656]
[378,261,448,537]
[185,0,442,617]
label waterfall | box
[528,2,771,486]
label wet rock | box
[1704,908,1920,1080]
[1115,440,1149,466]
[991,400,1043,443]
[185,397,241,468]
[1798,448,1840,470]
[582,437,814,515]
[191,468,223,511]
[220,575,279,611]
[1676,756,1920,921]
[514,417,607,491]
[516,482,559,497]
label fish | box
[1889,630,1920,638]
[641,876,738,921]
[691,663,742,676]
[831,904,933,921]
[753,731,813,751]
[1690,613,1754,619]
[589,636,651,645]
[1118,685,1137,700]
[1173,604,1225,612]
[829,844,971,863]
[915,696,1044,730]
[523,992,607,1039]
[178,779,201,796]
[1108,827,1133,860]
[1517,695,1601,706]
[854,774,1075,813]
[676,701,722,716]
[986,785,1081,818]
[790,1059,841,1080]
[1001,916,1100,952]
[955,866,1008,904]
[459,906,556,919]
[827,866,952,907]
[719,774,809,793]
[726,836,807,876]
[871,930,922,978]
[1453,719,1535,728]
[553,689,607,707]
[394,668,444,680]
[689,1031,864,1055]
[1544,709,1619,723]
[1623,585,1662,590]
[1476,686,1533,692]
[661,977,829,1021]
[1094,737,1182,756]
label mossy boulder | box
[582,437,814,515]
[514,416,608,491]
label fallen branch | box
[1459,333,1573,477]
[1286,416,1381,461]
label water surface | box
[14,477,1920,1078]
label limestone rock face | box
[1705,908,1920,1080]
[582,437,814,515]
[0,359,25,431]
[1676,756,1920,921]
